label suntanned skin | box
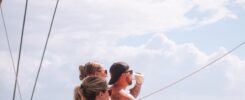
[110,72,142,100]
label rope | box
[138,41,245,100]
[1,7,23,100]
[30,0,60,99]
[13,0,29,99]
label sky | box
[0,0,245,100]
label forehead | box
[100,65,105,69]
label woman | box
[79,61,107,80]
[80,76,111,100]
[74,61,108,100]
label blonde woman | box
[80,76,111,100]
[74,61,108,100]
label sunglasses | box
[102,88,112,96]
[107,89,112,96]
[125,70,133,75]
[98,69,107,74]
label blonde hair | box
[80,76,107,100]
[74,86,83,100]
[79,61,103,80]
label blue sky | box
[1,0,245,100]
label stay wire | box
[138,41,245,100]
[1,7,23,100]
[13,0,29,100]
[30,0,60,99]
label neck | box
[113,82,128,90]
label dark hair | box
[79,61,104,80]
[109,62,129,85]
[80,76,107,100]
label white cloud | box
[55,0,195,36]
[0,52,15,88]
[236,0,245,9]
[191,0,237,26]
[1,31,245,100]
[225,55,245,95]
[192,0,228,11]
[1,0,245,100]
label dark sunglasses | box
[102,89,111,96]
[125,70,133,74]
[98,69,107,74]
[107,89,112,96]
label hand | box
[134,72,144,84]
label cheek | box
[126,75,131,81]
[128,75,132,80]
[96,72,106,77]
[102,92,109,99]
[130,75,133,79]
[103,73,107,78]
[102,71,107,77]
